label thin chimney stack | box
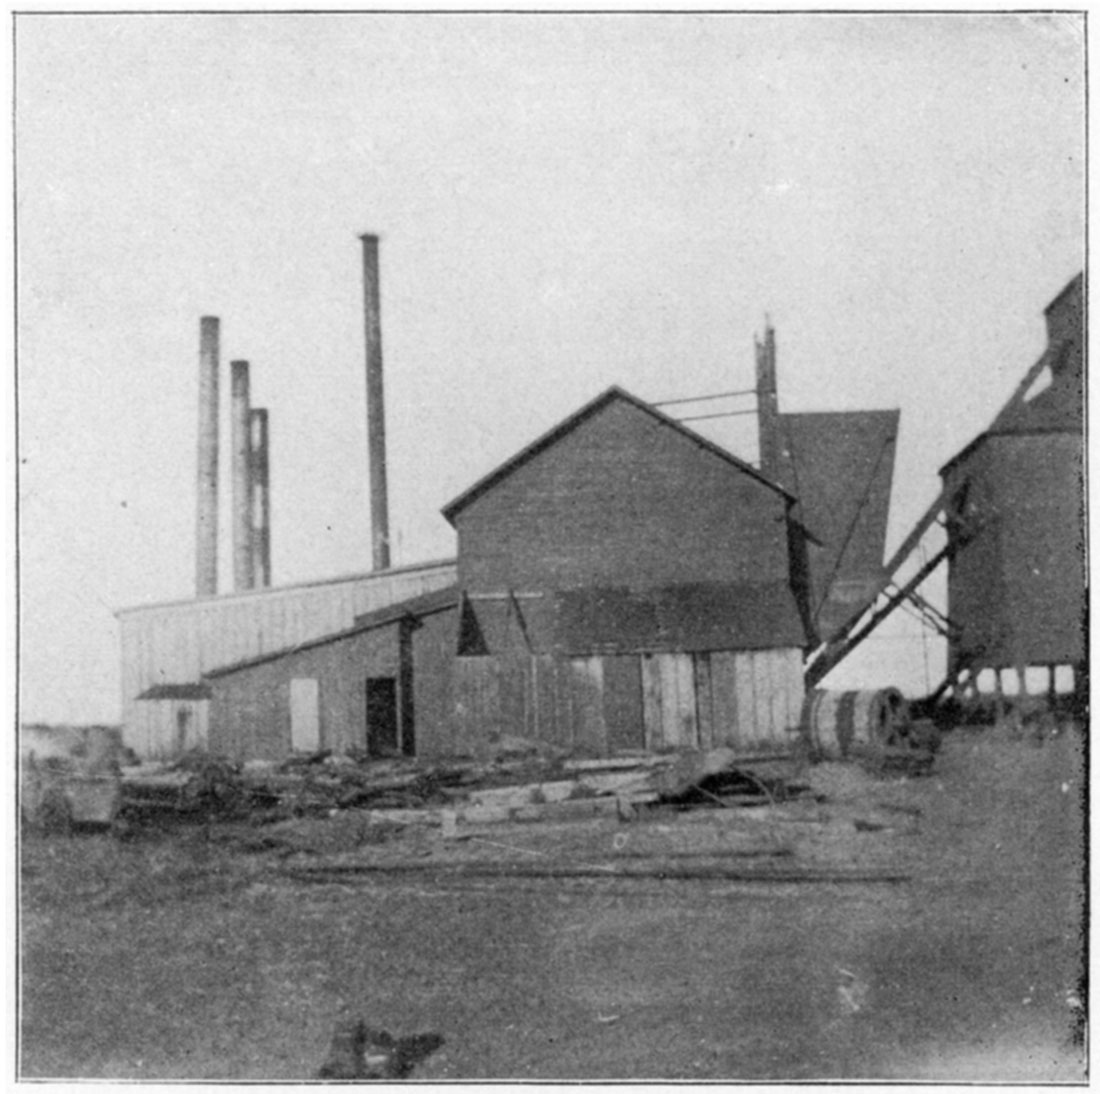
[361,233,391,571]
[755,321,780,480]
[231,360,255,591]
[250,407,271,588]
[196,316,220,597]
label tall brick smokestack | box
[231,360,255,591]
[360,233,391,571]
[196,316,220,597]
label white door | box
[290,678,321,753]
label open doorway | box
[365,677,399,757]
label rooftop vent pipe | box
[196,316,220,597]
[360,233,391,571]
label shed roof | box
[137,683,212,701]
[203,585,459,679]
[116,556,456,618]
[554,581,807,654]
[441,385,793,524]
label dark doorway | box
[366,677,399,757]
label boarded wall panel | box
[765,652,785,744]
[709,651,740,748]
[290,678,321,752]
[733,653,757,747]
[411,610,458,759]
[781,648,804,741]
[641,655,663,750]
[655,653,697,749]
[452,658,499,757]
[658,655,681,747]
[603,656,645,752]
[751,652,773,745]
[675,654,698,748]
[694,653,715,750]
[497,656,528,740]
[570,657,607,756]
[531,654,561,748]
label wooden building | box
[939,273,1085,706]
[442,386,811,756]
[203,588,458,762]
[117,559,456,759]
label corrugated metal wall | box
[119,560,456,755]
[452,647,803,757]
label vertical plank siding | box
[603,656,645,752]
[657,654,698,749]
[694,653,715,751]
[732,654,757,747]
[569,657,607,755]
[708,652,739,747]
[452,658,500,757]
[641,655,663,750]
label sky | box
[15,12,1085,725]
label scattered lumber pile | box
[115,745,821,833]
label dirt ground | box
[18,722,1087,1082]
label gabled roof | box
[203,586,459,680]
[441,385,793,524]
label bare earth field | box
[19,722,1086,1082]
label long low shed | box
[204,588,459,762]
[117,559,456,759]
